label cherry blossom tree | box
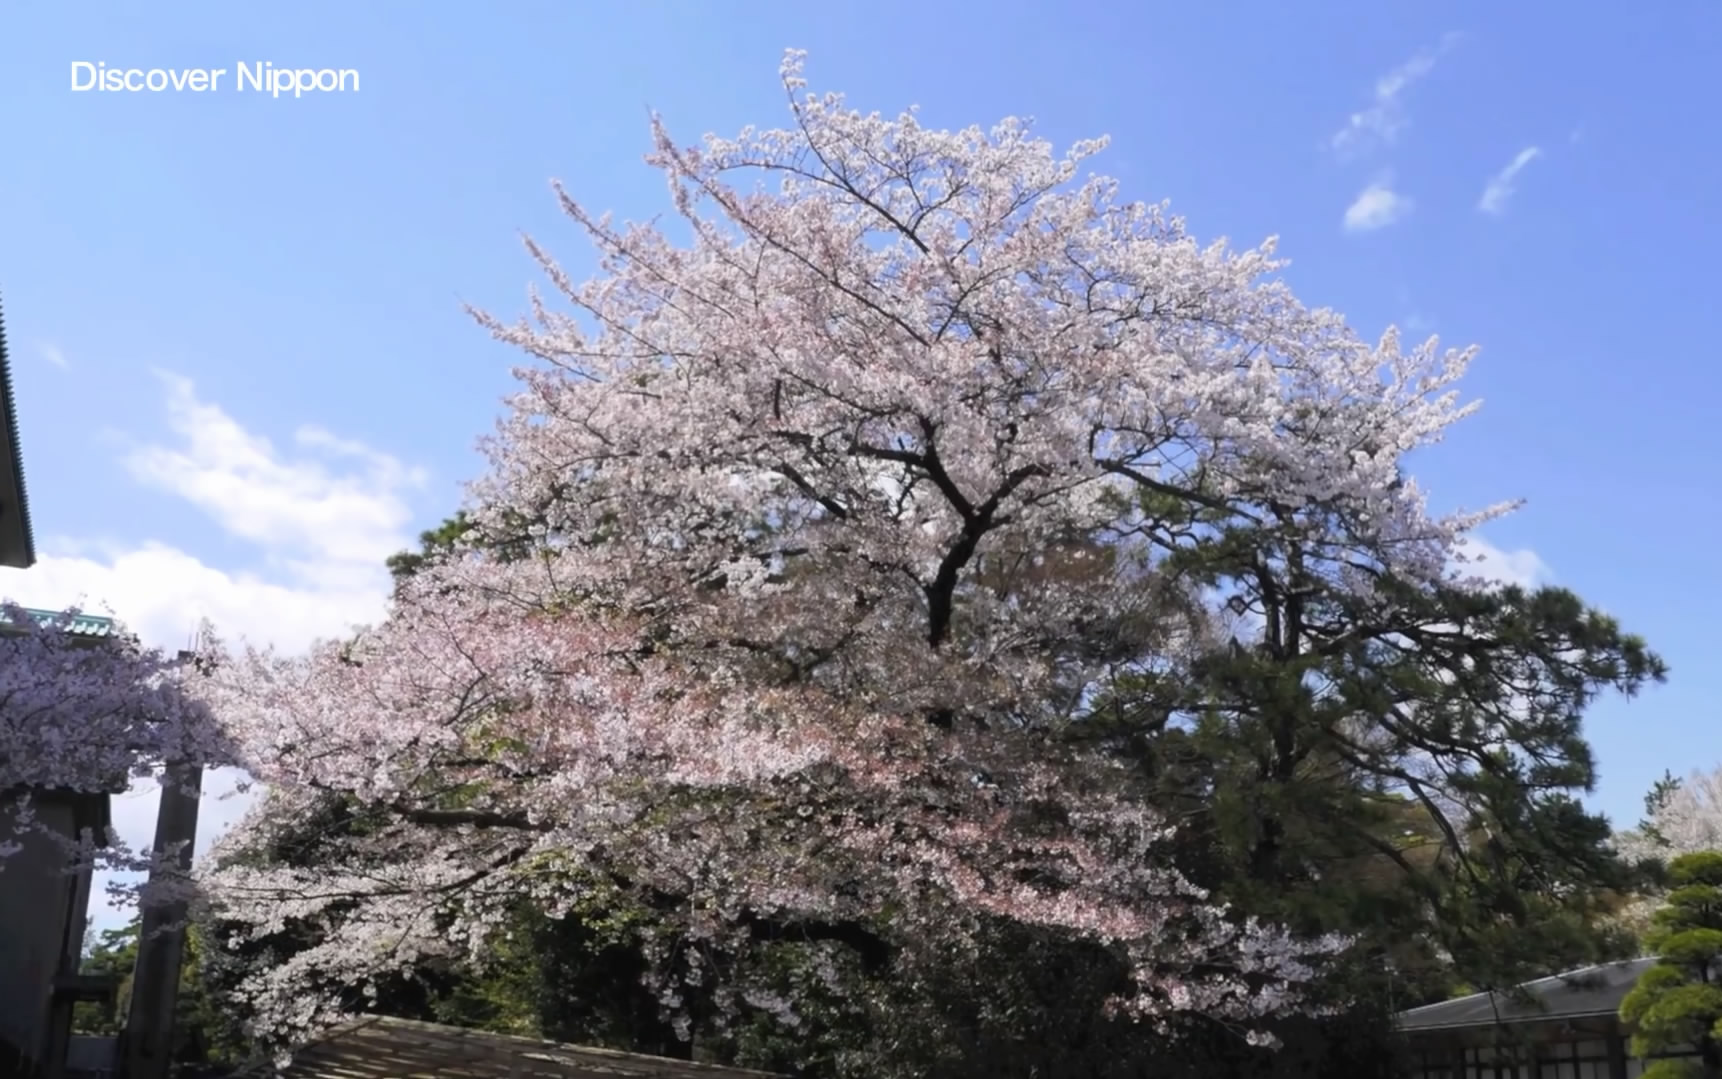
[201,51,1529,1052]
[1619,766,1722,865]
[0,604,230,878]
[1606,766,1722,943]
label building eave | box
[0,295,37,569]
[1395,957,1659,1033]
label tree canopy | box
[1620,851,1722,1078]
[183,52,1664,1075]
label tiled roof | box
[0,295,36,568]
[1396,957,1658,1031]
[231,1016,788,1079]
[10,607,118,637]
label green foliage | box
[385,511,474,586]
[384,507,556,592]
[72,915,243,1071]
[72,920,138,1035]
[1081,575,1657,1018]
[1621,852,1722,1070]
[1639,1059,1707,1079]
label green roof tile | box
[10,607,117,637]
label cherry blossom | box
[0,604,231,886]
[201,52,1509,1047]
[0,605,230,794]
[1619,766,1722,864]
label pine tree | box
[1620,851,1722,1078]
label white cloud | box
[0,373,428,929]
[5,541,399,657]
[39,343,67,369]
[123,372,427,583]
[1331,33,1461,157]
[1455,534,1551,589]
[1478,146,1543,215]
[1344,178,1414,232]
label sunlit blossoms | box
[200,52,1511,1046]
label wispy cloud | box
[1331,33,1461,158]
[1344,177,1414,232]
[1454,535,1551,589]
[1478,146,1543,215]
[38,343,67,369]
[122,371,427,589]
[1393,286,1435,338]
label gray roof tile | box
[1397,957,1657,1031]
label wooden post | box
[1607,1031,1628,1079]
[120,760,201,1079]
[38,824,94,1079]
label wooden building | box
[1396,957,1705,1078]
[0,296,128,1076]
[0,608,129,1077]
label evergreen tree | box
[1077,502,1661,1013]
[1620,851,1722,1078]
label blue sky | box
[2,2,1718,912]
